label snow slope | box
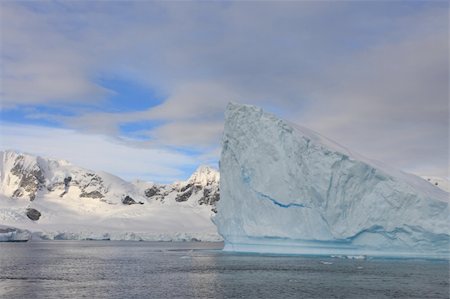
[214,103,449,258]
[421,176,450,193]
[0,151,221,241]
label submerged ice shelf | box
[214,103,449,258]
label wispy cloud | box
[0,122,198,183]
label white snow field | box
[0,151,221,241]
[214,103,449,258]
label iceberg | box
[0,225,31,242]
[214,103,449,258]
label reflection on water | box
[0,241,448,298]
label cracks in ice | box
[241,165,309,209]
[224,141,310,209]
[252,189,309,208]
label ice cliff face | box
[214,103,449,258]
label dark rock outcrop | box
[199,187,220,206]
[60,176,72,197]
[175,188,193,202]
[26,208,41,221]
[144,186,160,198]
[198,187,220,213]
[180,183,193,193]
[64,176,72,186]
[10,155,45,201]
[77,173,107,199]
[122,195,143,205]
[12,189,24,198]
[80,191,104,199]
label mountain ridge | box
[0,150,220,241]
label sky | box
[0,1,448,182]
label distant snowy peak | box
[186,166,220,209]
[140,166,220,211]
[188,166,220,186]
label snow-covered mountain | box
[0,150,221,241]
[214,103,449,258]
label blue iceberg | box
[214,103,449,258]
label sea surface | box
[0,241,448,299]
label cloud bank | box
[1,1,448,180]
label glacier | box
[0,225,31,242]
[214,103,449,258]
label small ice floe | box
[330,255,342,259]
[320,261,333,265]
[180,256,191,259]
[345,255,366,260]
[357,266,364,270]
[330,255,367,260]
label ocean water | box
[0,241,448,299]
